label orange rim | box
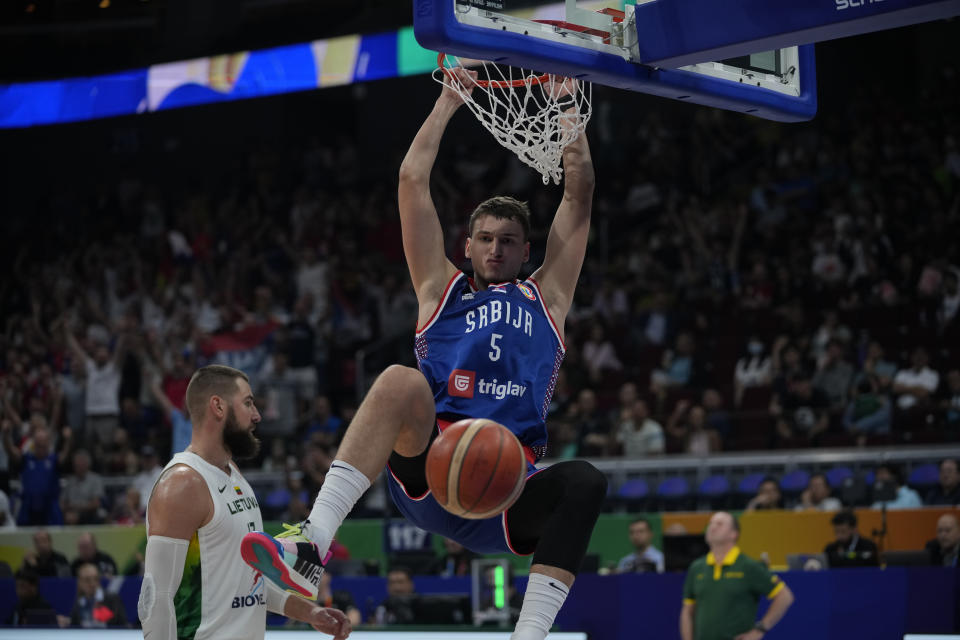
[437,53,551,89]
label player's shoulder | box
[148,463,213,532]
[151,463,207,503]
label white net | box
[433,55,592,185]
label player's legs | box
[504,461,607,640]
[242,364,436,596]
[336,364,437,475]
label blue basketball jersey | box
[415,271,565,460]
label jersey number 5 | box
[489,333,503,361]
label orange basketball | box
[425,418,527,520]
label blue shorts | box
[386,459,541,555]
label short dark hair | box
[185,365,249,422]
[630,517,651,529]
[760,476,780,487]
[877,463,902,486]
[730,514,740,533]
[809,472,829,486]
[832,509,857,527]
[468,196,531,241]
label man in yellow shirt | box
[680,512,794,640]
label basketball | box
[425,418,528,520]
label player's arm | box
[398,69,474,315]
[530,85,595,329]
[679,600,695,640]
[272,586,352,640]
[141,466,212,640]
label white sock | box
[305,460,370,555]
[510,572,570,640]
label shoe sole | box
[240,532,314,599]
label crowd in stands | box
[1,53,959,532]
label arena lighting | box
[0,631,588,640]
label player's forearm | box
[399,98,461,184]
[279,590,315,621]
[561,133,595,201]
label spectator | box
[812,339,854,411]
[69,562,128,628]
[823,510,879,568]
[680,512,794,640]
[651,331,698,392]
[571,389,613,457]
[285,297,320,402]
[131,446,163,509]
[7,566,58,626]
[796,473,842,511]
[61,449,105,525]
[745,477,784,511]
[925,513,959,567]
[2,423,71,526]
[149,373,192,457]
[608,382,639,427]
[63,321,126,456]
[733,337,772,408]
[870,464,923,510]
[667,401,721,455]
[616,517,664,573]
[701,389,732,443]
[771,371,830,446]
[937,270,960,334]
[23,530,71,577]
[615,399,665,457]
[842,377,892,441]
[925,459,960,506]
[316,571,362,626]
[302,395,343,446]
[892,347,939,412]
[852,340,897,394]
[0,488,14,530]
[70,533,118,577]
[809,310,851,367]
[436,538,479,578]
[373,566,417,625]
[939,368,960,435]
[110,486,145,526]
[581,322,623,383]
[257,352,300,439]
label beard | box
[223,406,261,461]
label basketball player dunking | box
[242,67,606,640]
[140,365,351,640]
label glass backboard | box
[414,0,817,121]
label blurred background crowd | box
[2,52,958,529]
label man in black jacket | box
[823,510,879,568]
[925,514,960,567]
[69,562,128,628]
[7,566,58,626]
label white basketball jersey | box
[151,452,267,640]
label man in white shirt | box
[893,347,940,410]
[0,489,15,530]
[64,323,125,456]
[795,473,843,511]
[616,517,664,573]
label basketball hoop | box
[434,53,591,185]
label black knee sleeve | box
[506,460,607,574]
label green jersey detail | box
[174,532,203,640]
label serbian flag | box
[199,321,279,374]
